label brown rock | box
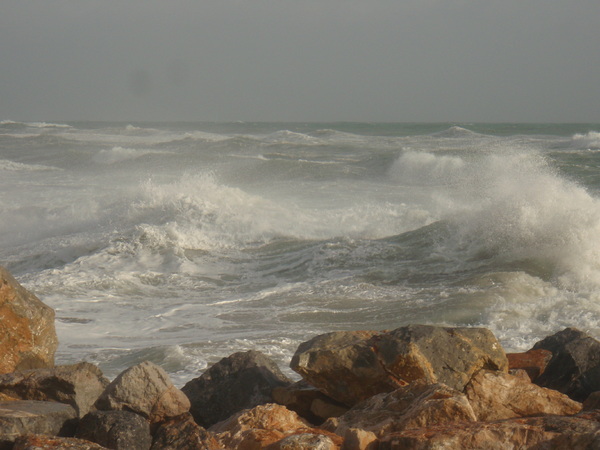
[322,381,477,439]
[150,413,223,450]
[272,381,348,425]
[291,325,508,407]
[372,325,508,392]
[0,400,77,447]
[0,362,109,417]
[182,350,291,428]
[290,330,403,407]
[340,428,378,450]
[465,370,582,421]
[13,434,109,449]
[0,267,58,374]
[95,361,189,424]
[583,391,600,411]
[507,348,553,381]
[378,411,600,449]
[209,403,338,450]
[265,433,340,450]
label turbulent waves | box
[1,121,600,382]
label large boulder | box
[291,325,508,406]
[464,370,582,421]
[0,267,58,374]
[322,381,477,440]
[0,400,77,448]
[182,350,292,428]
[378,411,600,449]
[75,410,151,450]
[532,327,600,401]
[209,403,342,449]
[94,361,189,425]
[0,363,109,417]
[290,330,403,407]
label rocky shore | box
[2,265,600,449]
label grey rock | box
[0,362,109,417]
[182,350,291,428]
[533,327,600,401]
[75,410,151,450]
[95,361,189,424]
[0,400,77,448]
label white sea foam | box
[571,131,600,149]
[92,147,169,164]
[0,159,61,171]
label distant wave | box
[0,120,71,129]
[93,147,171,164]
[571,131,600,149]
[430,126,479,138]
[0,159,61,172]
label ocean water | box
[2,120,600,385]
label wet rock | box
[322,381,476,439]
[75,410,151,450]
[465,370,582,421]
[0,362,109,417]
[13,434,108,449]
[182,350,292,428]
[0,400,77,448]
[291,325,507,406]
[507,348,553,381]
[150,413,222,450]
[95,361,189,424]
[209,403,337,449]
[0,267,58,374]
[533,327,600,401]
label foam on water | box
[4,122,600,382]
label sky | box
[1,0,599,123]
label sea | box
[1,120,600,386]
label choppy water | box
[2,120,600,385]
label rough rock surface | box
[378,411,600,449]
[182,350,292,428]
[290,330,402,407]
[465,370,582,421]
[0,362,109,417]
[13,434,108,449]
[507,348,553,381]
[265,433,339,450]
[0,267,58,374]
[272,381,348,425]
[291,325,507,406]
[150,413,223,450]
[372,325,508,391]
[75,410,151,450]
[0,400,77,447]
[323,381,477,439]
[209,403,341,449]
[533,327,600,401]
[95,361,190,424]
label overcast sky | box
[1,1,599,122]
